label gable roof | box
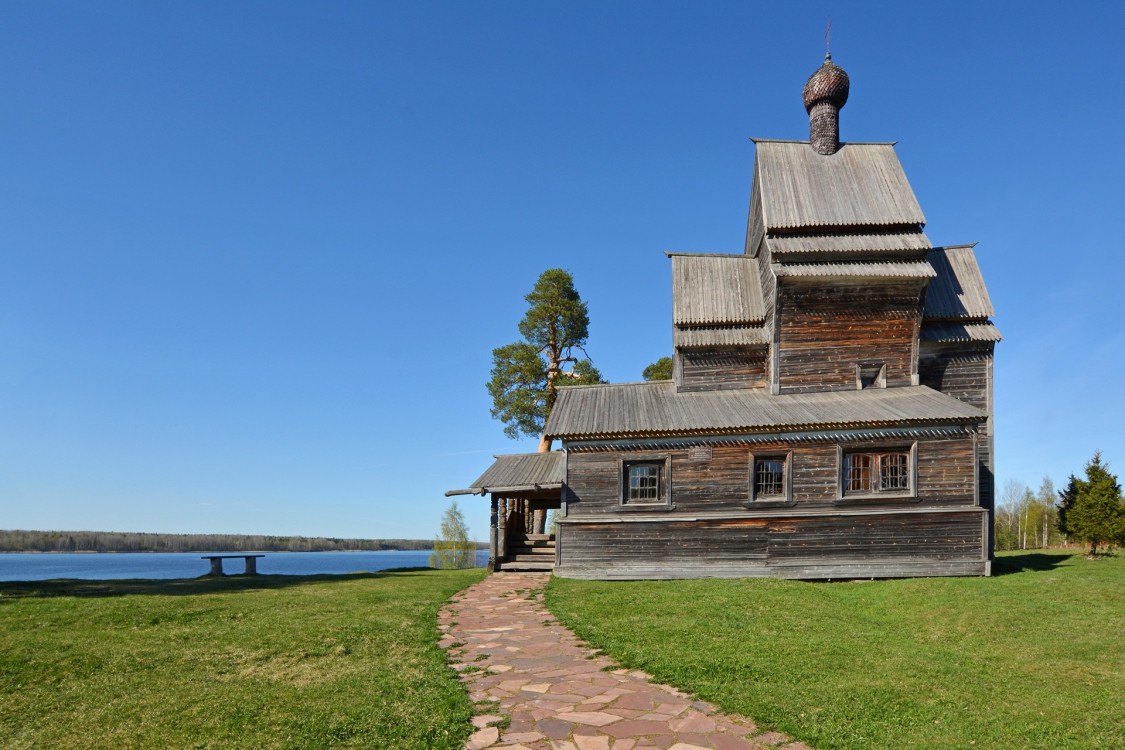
[754,140,925,231]
[445,452,564,496]
[545,381,984,440]
[670,253,765,325]
[924,245,996,320]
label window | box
[619,457,671,508]
[755,459,785,497]
[627,463,661,502]
[748,451,793,505]
[856,363,887,390]
[841,448,913,497]
[879,452,909,491]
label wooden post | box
[497,497,507,562]
[488,496,498,572]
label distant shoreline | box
[0,549,452,554]
[0,530,487,554]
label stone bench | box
[201,554,265,576]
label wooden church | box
[450,54,999,579]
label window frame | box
[835,443,918,504]
[617,455,674,511]
[746,450,795,508]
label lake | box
[0,550,488,582]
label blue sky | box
[2,2,1123,542]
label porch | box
[446,452,564,573]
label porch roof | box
[446,452,564,497]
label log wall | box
[919,343,996,525]
[564,434,976,515]
[776,283,922,393]
[679,349,767,392]
[559,433,986,579]
[919,347,992,410]
[555,509,988,579]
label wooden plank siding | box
[555,509,987,579]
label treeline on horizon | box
[0,530,486,553]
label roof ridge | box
[929,243,980,252]
[751,138,899,146]
[556,380,667,392]
[778,258,933,264]
[490,451,563,458]
[664,251,745,258]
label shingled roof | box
[673,326,769,349]
[774,260,936,279]
[670,253,765,325]
[545,382,985,440]
[924,245,996,320]
[446,452,564,497]
[754,140,926,231]
[767,231,931,257]
[920,322,1003,343]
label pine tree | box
[487,269,603,453]
[642,357,673,381]
[430,501,477,569]
[1057,451,1125,556]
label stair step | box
[517,539,556,548]
[497,561,555,572]
[508,546,554,556]
[509,553,556,562]
[525,534,554,542]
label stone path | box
[438,572,813,750]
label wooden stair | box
[497,534,555,572]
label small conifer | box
[1057,451,1125,555]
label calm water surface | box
[0,550,487,582]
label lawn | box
[545,550,1124,750]
[0,568,486,750]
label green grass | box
[0,568,485,750]
[545,551,1125,750]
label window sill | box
[833,495,919,506]
[616,503,677,512]
[743,499,796,509]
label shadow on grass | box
[992,550,1073,575]
[0,567,445,599]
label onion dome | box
[803,53,850,155]
[802,53,850,113]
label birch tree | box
[430,501,477,569]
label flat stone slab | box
[441,573,813,750]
